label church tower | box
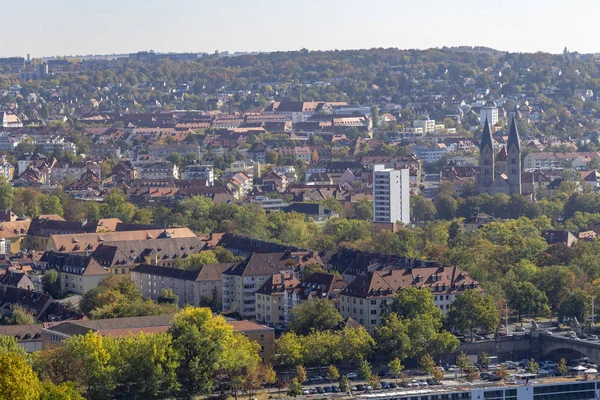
[507,117,522,195]
[478,118,494,194]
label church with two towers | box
[477,117,522,196]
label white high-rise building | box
[479,106,498,126]
[372,165,410,225]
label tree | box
[557,358,569,376]
[157,288,179,305]
[456,352,471,373]
[367,374,381,389]
[327,365,340,382]
[288,298,343,335]
[0,177,14,211]
[558,289,589,323]
[526,359,539,374]
[64,332,115,399]
[11,307,34,325]
[168,307,260,398]
[296,365,307,384]
[420,354,436,376]
[435,195,457,220]
[265,150,279,165]
[465,367,479,382]
[478,352,491,370]
[176,251,218,271]
[42,269,61,298]
[388,358,404,383]
[275,333,303,367]
[40,195,64,216]
[0,351,41,400]
[262,364,277,391]
[432,366,444,382]
[497,365,510,380]
[446,290,500,339]
[507,281,549,321]
[39,382,85,400]
[411,195,436,222]
[288,378,302,398]
[339,375,350,392]
[389,287,442,320]
[359,359,372,380]
[350,199,373,221]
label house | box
[0,271,34,290]
[227,320,275,363]
[543,230,578,247]
[131,263,232,307]
[0,220,30,255]
[284,203,338,223]
[43,253,110,295]
[262,170,288,192]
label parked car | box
[588,335,599,341]
[302,389,309,395]
[381,382,390,389]
[347,373,358,380]
[514,326,525,332]
[543,330,553,336]
[316,387,324,393]
[418,380,428,386]
[324,386,332,393]
[447,365,458,372]
[389,383,397,389]
[488,375,502,382]
[308,388,317,394]
[377,370,387,377]
[308,376,324,383]
[332,386,340,393]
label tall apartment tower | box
[372,165,410,225]
[507,117,522,195]
[477,119,495,194]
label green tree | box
[420,353,436,376]
[0,351,41,400]
[558,290,589,323]
[11,307,34,325]
[327,365,340,381]
[0,177,14,211]
[65,332,115,399]
[39,382,85,400]
[507,281,549,321]
[445,290,500,339]
[456,352,471,373]
[168,307,260,398]
[339,375,350,392]
[296,365,307,384]
[389,287,442,320]
[526,359,539,374]
[359,359,372,380]
[556,358,569,376]
[40,195,64,216]
[478,352,491,370]
[411,195,436,222]
[275,333,303,367]
[42,269,61,298]
[288,298,343,335]
[175,251,218,271]
[287,378,302,398]
[157,288,179,305]
[388,358,404,383]
[350,199,373,220]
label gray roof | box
[507,117,521,152]
[479,118,494,152]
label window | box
[370,299,377,305]
[371,310,377,315]
[371,319,377,325]
[259,333,265,340]
[359,309,363,315]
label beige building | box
[0,219,30,255]
[222,252,297,318]
[255,272,347,326]
[340,265,478,333]
[228,320,275,363]
[131,263,232,307]
[41,252,110,295]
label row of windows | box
[534,383,596,394]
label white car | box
[588,335,599,341]
[447,365,458,372]
[541,361,558,368]
[347,373,358,380]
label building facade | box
[372,165,410,224]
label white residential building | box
[182,164,214,185]
[413,119,435,133]
[372,165,410,225]
[479,106,498,126]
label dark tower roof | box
[480,118,494,151]
[508,117,521,152]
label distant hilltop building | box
[477,117,521,196]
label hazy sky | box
[3,0,598,57]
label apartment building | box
[372,165,410,224]
[479,106,499,126]
[255,272,346,326]
[222,252,297,318]
[182,164,214,185]
[131,263,232,307]
[413,119,435,133]
[339,265,478,333]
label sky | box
[3,0,599,57]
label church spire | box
[480,118,494,152]
[508,117,521,152]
